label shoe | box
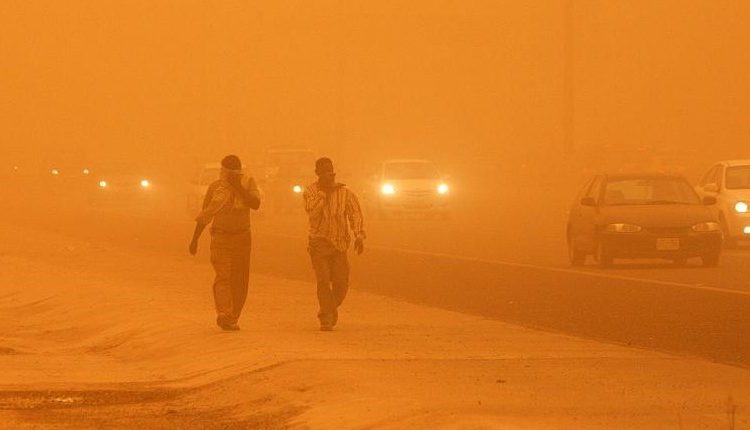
[221,322,240,331]
[320,324,333,332]
[217,316,240,331]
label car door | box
[575,175,604,253]
[699,165,721,195]
[568,177,593,240]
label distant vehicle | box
[187,163,222,217]
[567,173,722,267]
[364,159,451,219]
[91,164,157,203]
[695,160,750,248]
[262,148,315,214]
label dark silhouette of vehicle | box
[567,173,722,268]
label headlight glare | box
[381,184,396,195]
[605,223,642,233]
[292,185,303,194]
[98,180,108,188]
[736,202,749,213]
[437,183,449,195]
[140,179,150,188]
[692,222,720,232]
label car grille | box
[403,190,433,197]
[646,227,691,236]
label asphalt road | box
[5,183,750,366]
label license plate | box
[656,238,680,251]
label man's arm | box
[189,222,207,255]
[346,189,366,254]
[234,176,261,210]
[303,184,327,217]
[189,185,230,255]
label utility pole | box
[563,0,574,154]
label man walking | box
[189,155,261,331]
[303,157,365,331]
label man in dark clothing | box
[302,157,365,331]
[189,155,261,331]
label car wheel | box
[702,251,720,267]
[567,234,586,266]
[595,241,613,268]
[720,214,738,249]
[672,256,688,267]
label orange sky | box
[2,1,748,169]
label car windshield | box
[384,162,440,180]
[725,166,750,190]
[602,177,701,206]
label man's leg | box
[310,240,335,328]
[210,234,235,328]
[329,250,350,327]
[229,232,252,323]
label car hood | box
[385,179,442,190]
[721,189,750,201]
[599,204,716,227]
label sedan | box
[695,159,750,248]
[567,174,722,267]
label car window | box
[602,177,701,205]
[586,176,603,201]
[699,166,715,186]
[384,162,440,180]
[577,178,593,200]
[725,166,750,190]
[712,166,723,188]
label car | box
[261,148,315,214]
[91,164,157,204]
[364,159,451,218]
[567,173,722,267]
[695,160,750,249]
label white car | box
[696,160,750,248]
[365,159,451,218]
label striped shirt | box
[303,182,365,252]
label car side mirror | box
[702,196,717,205]
[580,197,597,207]
[703,183,719,193]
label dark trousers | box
[309,238,350,325]
[210,231,251,325]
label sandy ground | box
[1,222,749,429]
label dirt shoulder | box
[0,223,748,429]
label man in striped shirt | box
[303,157,365,331]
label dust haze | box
[2,1,750,429]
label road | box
[3,183,749,366]
[2,202,750,429]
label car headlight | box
[692,222,720,232]
[292,185,303,194]
[82,168,90,175]
[140,179,150,188]
[98,180,108,188]
[437,183,449,195]
[51,169,60,176]
[381,184,396,195]
[736,202,749,213]
[605,223,642,233]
